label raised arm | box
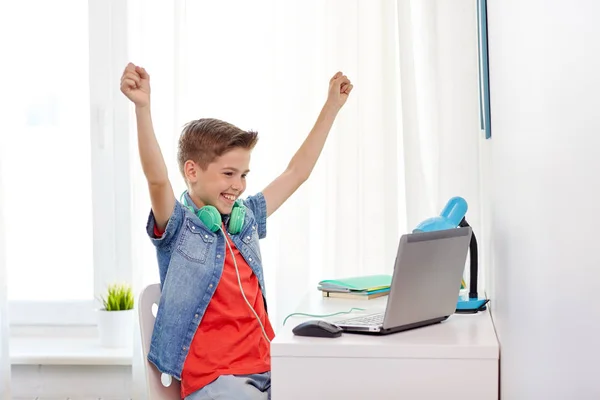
[262,72,353,217]
[120,63,175,230]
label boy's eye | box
[241,174,247,179]
[224,172,233,176]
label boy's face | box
[190,147,251,214]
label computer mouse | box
[292,319,343,338]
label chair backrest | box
[139,283,181,400]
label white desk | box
[271,292,499,399]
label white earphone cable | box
[220,227,271,344]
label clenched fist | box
[327,72,353,110]
[120,62,151,107]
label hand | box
[120,62,151,107]
[326,71,353,110]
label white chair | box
[139,283,181,400]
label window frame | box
[8,0,132,328]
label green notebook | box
[318,274,392,293]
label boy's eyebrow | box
[222,167,251,174]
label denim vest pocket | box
[176,218,215,263]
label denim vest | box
[144,192,268,380]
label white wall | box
[0,147,10,399]
[11,365,131,399]
[487,1,600,398]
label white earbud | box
[160,373,172,387]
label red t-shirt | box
[154,224,274,398]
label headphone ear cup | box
[228,200,246,235]
[197,206,222,233]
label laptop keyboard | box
[336,313,384,326]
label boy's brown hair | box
[177,118,259,178]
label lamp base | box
[455,298,489,314]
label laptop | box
[334,226,472,335]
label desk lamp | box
[413,197,487,313]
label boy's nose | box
[231,181,242,191]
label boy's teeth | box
[223,194,235,200]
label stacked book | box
[318,274,392,300]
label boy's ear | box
[184,160,199,183]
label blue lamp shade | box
[413,197,468,233]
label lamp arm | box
[459,218,478,299]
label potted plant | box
[97,283,134,348]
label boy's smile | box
[219,192,238,209]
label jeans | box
[185,372,271,400]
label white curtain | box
[398,0,484,290]
[128,2,405,395]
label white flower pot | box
[97,309,134,348]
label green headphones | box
[181,191,246,234]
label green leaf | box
[101,283,134,311]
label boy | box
[120,62,353,399]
